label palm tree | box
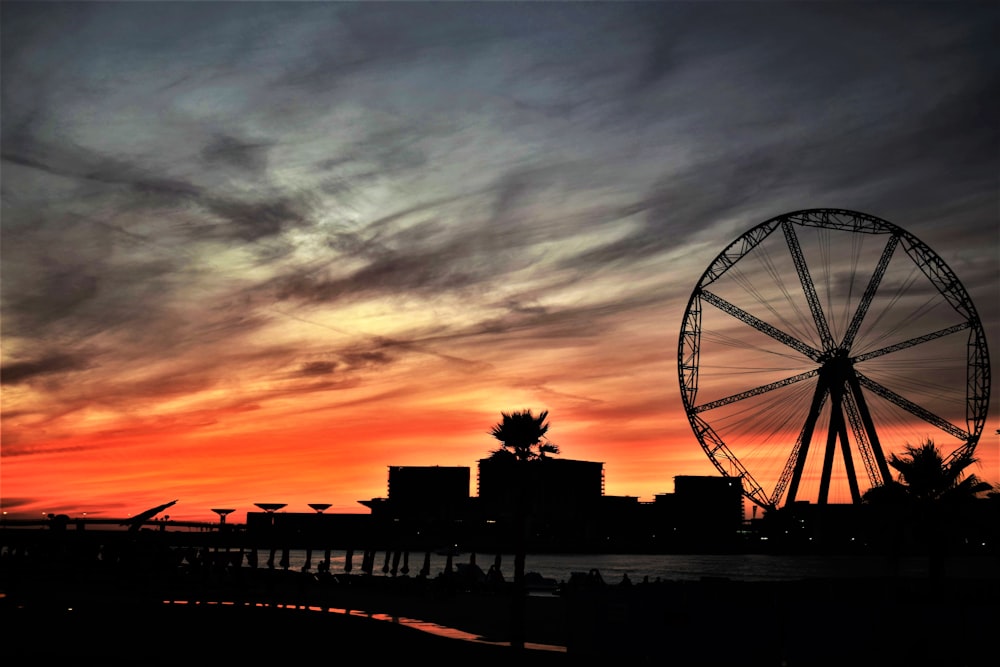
[487,408,557,650]
[863,439,992,577]
[863,440,992,505]
[488,409,559,461]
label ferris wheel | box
[677,209,990,510]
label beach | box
[4,558,999,666]
[3,598,570,665]
[2,563,570,665]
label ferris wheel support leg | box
[835,400,862,504]
[818,408,840,506]
[787,379,829,505]
[847,372,891,484]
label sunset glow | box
[2,2,997,522]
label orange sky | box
[2,3,998,523]
[3,299,721,521]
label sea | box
[264,549,999,584]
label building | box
[653,475,745,551]
[476,456,604,519]
[388,465,469,518]
[352,463,747,552]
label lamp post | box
[211,508,235,524]
[305,504,331,572]
[210,509,235,558]
[254,503,287,514]
[254,504,286,569]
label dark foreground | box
[3,599,568,666]
[3,564,999,666]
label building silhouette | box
[241,454,1000,557]
[346,458,745,553]
[360,465,470,523]
[651,475,745,551]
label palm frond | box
[487,409,555,461]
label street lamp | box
[211,509,235,524]
[254,503,287,513]
[253,504,287,570]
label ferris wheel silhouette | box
[678,209,990,510]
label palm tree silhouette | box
[489,409,559,461]
[863,439,992,577]
[863,440,991,504]
[487,408,558,650]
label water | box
[252,549,999,584]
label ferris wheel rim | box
[677,208,990,510]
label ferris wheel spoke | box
[854,371,969,440]
[700,289,822,361]
[841,234,899,351]
[689,413,771,507]
[693,369,819,414]
[852,321,972,363]
[781,220,836,352]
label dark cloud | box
[615,2,699,94]
[339,349,393,368]
[1,353,90,386]
[271,174,567,304]
[0,214,187,341]
[274,224,516,304]
[7,268,100,327]
[0,497,34,509]
[200,134,271,175]
[0,139,203,201]
[203,195,314,242]
[298,361,337,376]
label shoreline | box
[2,597,568,665]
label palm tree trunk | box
[510,466,527,651]
[926,505,947,581]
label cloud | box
[1,141,204,208]
[297,361,337,377]
[1,353,90,386]
[200,133,272,175]
[203,194,316,242]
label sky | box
[2,1,998,523]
